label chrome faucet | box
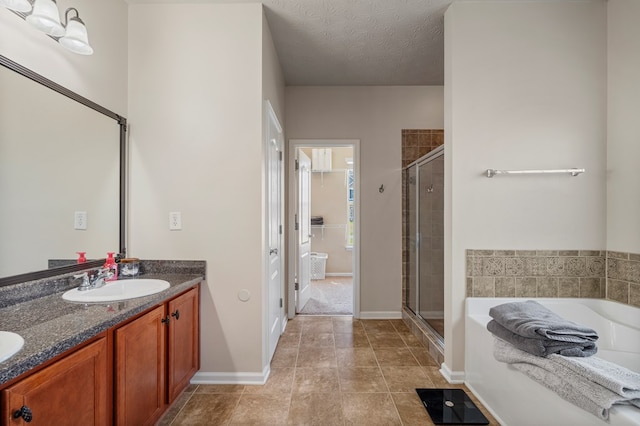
[74,268,114,291]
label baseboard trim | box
[359,311,402,319]
[324,273,353,277]
[439,363,465,384]
[191,365,270,385]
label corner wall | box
[445,0,607,377]
[607,0,640,254]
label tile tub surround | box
[466,250,640,308]
[607,251,640,307]
[0,263,204,385]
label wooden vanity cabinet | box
[2,336,109,426]
[114,285,200,425]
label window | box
[346,169,354,248]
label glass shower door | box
[418,154,444,338]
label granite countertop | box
[0,272,203,385]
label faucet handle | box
[73,272,91,289]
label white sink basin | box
[62,279,170,303]
[0,331,24,363]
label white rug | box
[299,277,353,315]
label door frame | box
[287,139,361,318]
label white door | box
[266,103,283,361]
[297,150,312,312]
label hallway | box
[159,316,497,425]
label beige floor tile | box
[336,347,378,367]
[338,366,388,393]
[296,347,337,368]
[278,333,301,348]
[296,315,334,324]
[408,347,438,366]
[300,332,335,348]
[342,393,401,425]
[293,367,340,393]
[287,392,344,426]
[381,366,434,392]
[367,332,407,348]
[391,392,435,426]
[398,332,425,347]
[195,384,245,394]
[283,321,303,334]
[361,320,397,333]
[302,321,334,334]
[373,347,420,366]
[244,368,295,394]
[333,320,365,334]
[390,320,411,333]
[229,394,290,425]
[334,332,370,348]
[173,393,240,426]
[271,347,298,368]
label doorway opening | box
[288,140,360,318]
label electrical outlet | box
[74,211,87,230]
[169,212,182,230]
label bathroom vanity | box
[0,266,203,425]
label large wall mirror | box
[0,55,126,286]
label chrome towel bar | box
[485,168,585,178]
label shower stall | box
[404,145,444,340]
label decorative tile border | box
[466,249,640,309]
[606,251,640,307]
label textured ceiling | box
[127,0,454,85]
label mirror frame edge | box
[0,54,127,287]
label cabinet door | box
[167,286,200,402]
[2,337,108,426]
[115,305,166,426]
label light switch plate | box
[74,211,87,230]
[169,212,182,230]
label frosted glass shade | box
[26,0,64,37]
[59,18,93,55]
[0,0,32,13]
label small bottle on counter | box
[104,252,118,281]
[76,252,86,264]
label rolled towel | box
[489,300,598,343]
[487,319,597,357]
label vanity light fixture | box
[1,0,93,55]
[58,8,93,55]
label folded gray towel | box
[487,319,597,357]
[489,300,599,343]
[493,338,640,420]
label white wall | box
[445,0,607,376]
[286,86,444,316]
[0,0,128,113]
[607,0,640,254]
[128,3,274,377]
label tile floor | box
[158,316,499,425]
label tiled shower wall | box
[401,129,445,362]
[466,250,640,308]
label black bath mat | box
[416,388,489,425]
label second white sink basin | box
[0,331,24,363]
[62,279,170,303]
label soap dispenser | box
[104,252,118,281]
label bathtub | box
[465,298,640,426]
